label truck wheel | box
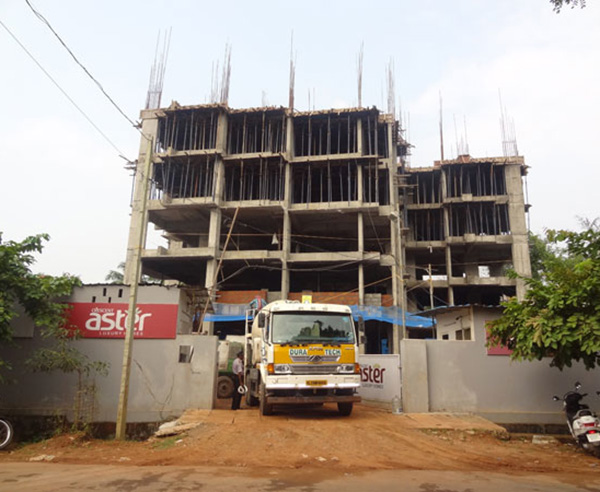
[338,402,353,416]
[246,389,259,407]
[217,376,234,399]
[259,382,273,416]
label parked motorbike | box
[0,418,13,450]
[553,382,600,457]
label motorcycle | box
[553,382,600,457]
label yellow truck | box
[244,300,362,416]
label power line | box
[24,0,144,138]
[0,17,129,159]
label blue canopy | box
[349,305,433,328]
[205,303,433,328]
[204,303,251,322]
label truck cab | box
[245,300,362,416]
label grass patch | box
[151,435,180,450]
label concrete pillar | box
[385,116,404,353]
[357,160,364,203]
[281,210,291,299]
[357,118,363,155]
[400,339,429,413]
[280,113,294,299]
[505,162,531,300]
[358,212,364,305]
[124,114,158,285]
[203,110,227,334]
[440,166,454,305]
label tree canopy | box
[488,223,600,369]
[550,0,586,12]
[0,233,82,376]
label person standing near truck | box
[231,351,244,410]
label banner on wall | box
[67,303,178,339]
[357,354,401,403]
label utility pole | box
[115,137,153,440]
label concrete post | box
[440,166,454,305]
[505,161,532,300]
[358,212,364,305]
[357,117,363,155]
[386,115,405,353]
[116,136,153,440]
[280,113,294,299]
[203,110,227,333]
[124,114,158,284]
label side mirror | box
[257,312,266,329]
[552,396,560,401]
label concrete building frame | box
[124,102,531,353]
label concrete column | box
[124,114,158,284]
[280,113,294,299]
[357,161,364,203]
[358,212,364,305]
[385,116,404,353]
[203,110,228,334]
[505,162,532,300]
[357,118,363,155]
[281,210,291,299]
[441,166,454,305]
[400,339,430,413]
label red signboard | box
[67,303,178,339]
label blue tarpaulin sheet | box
[205,303,433,328]
[349,305,433,328]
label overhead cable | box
[24,0,145,140]
[0,17,129,158]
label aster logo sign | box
[357,354,401,403]
[67,303,178,339]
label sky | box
[1,0,599,283]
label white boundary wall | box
[0,285,218,423]
[401,306,600,424]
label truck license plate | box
[306,380,327,387]
[587,433,600,442]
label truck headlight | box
[337,364,356,374]
[274,364,292,374]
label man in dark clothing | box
[231,351,244,410]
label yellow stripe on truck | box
[273,344,356,364]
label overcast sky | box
[1,0,599,283]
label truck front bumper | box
[267,394,361,404]
[265,374,360,390]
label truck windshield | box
[271,312,355,344]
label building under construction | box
[123,102,531,353]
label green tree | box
[528,232,556,280]
[550,0,586,12]
[0,233,80,372]
[105,261,162,285]
[105,261,125,283]
[0,233,107,425]
[488,223,600,369]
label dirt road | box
[2,463,600,492]
[1,403,599,478]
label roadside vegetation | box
[0,233,107,429]
[488,219,600,370]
